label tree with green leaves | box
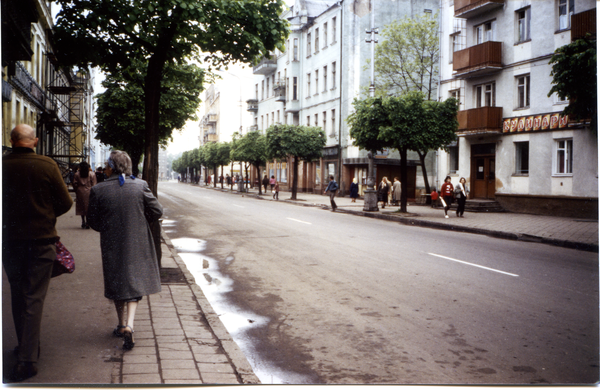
[54,0,289,196]
[202,142,231,188]
[266,125,326,200]
[548,36,597,133]
[348,93,457,212]
[230,131,268,194]
[95,61,205,175]
[371,13,439,100]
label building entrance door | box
[471,144,496,199]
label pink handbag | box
[52,240,75,278]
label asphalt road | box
[158,182,599,385]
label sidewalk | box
[2,203,258,385]
[199,183,598,252]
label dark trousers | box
[329,192,337,210]
[2,241,55,363]
[443,196,453,214]
[457,196,466,216]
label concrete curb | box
[160,230,261,384]
[197,184,599,253]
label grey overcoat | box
[88,174,163,300]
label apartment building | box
[438,0,597,217]
[249,0,439,195]
[2,0,96,179]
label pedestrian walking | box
[392,177,401,206]
[72,161,97,229]
[430,187,439,208]
[95,166,105,183]
[3,124,73,382]
[87,150,163,351]
[349,178,359,202]
[262,175,269,193]
[377,177,390,209]
[455,177,468,217]
[324,175,339,211]
[440,175,454,218]
[270,175,276,190]
[273,180,279,200]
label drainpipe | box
[436,0,443,190]
[338,0,344,195]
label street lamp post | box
[363,2,379,212]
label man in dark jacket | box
[2,124,73,382]
[324,175,339,211]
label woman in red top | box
[440,176,454,218]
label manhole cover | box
[160,268,186,284]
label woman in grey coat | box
[88,150,163,350]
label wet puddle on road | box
[170,237,311,384]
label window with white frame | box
[266,78,270,98]
[555,138,573,174]
[307,116,310,126]
[292,77,298,100]
[475,20,496,44]
[307,73,311,97]
[314,113,318,127]
[315,69,319,95]
[450,33,459,63]
[322,111,327,132]
[331,62,336,89]
[293,38,299,61]
[255,84,259,99]
[448,142,459,173]
[287,39,290,62]
[449,89,461,106]
[516,75,530,109]
[261,81,264,100]
[323,23,328,48]
[332,17,337,43]
[475,82,495,107]
[515,141,529,175]
[315,28,319,53]
[331,109,336,136]
[323,66,328,91]
[307,32,311,56]
[516,7,531,43]
[558,0,574,30]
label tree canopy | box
[230,131,268,194]
[371,13,439,99]
[548,36,597,133]
[95,61,205,175]
[54,0,289,195]
[266,125,326,200]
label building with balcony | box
[438,0,597,217]
[250,0,439,196]
[2,0,96,180]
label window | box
[292,77,298,100]
[322,111,327,132]
[475,82,495,107]
[475,20,496,44]
[266,78,270,98]
[314,70,319,95]
[332,17,337,43]
[307,32,311,56]
[261,81,264,100]
[555,139,573,174]
[315,28,319,53]
[314,114,318,127]
[516,7,531,43]
[448,143,459,173]
[450,33,459,63]
[307,73,311,97]
[331,109,336,136]
[516,75,530,109]
[255,84,259,100]
[449,89,461,106]
[323,23,328,47]
[331,62,336,89]
[293,38,299,61]
[515,142,529,175]
[323,66,328,91]
[558,0,574,30]
[286,77,290,101]
[307,116,310,126]
[287,39,290,62]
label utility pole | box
[363,0,379,211]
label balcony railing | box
[454,0,504,18]
[253,56,277,75]
[246,99,258,112]
[457,106,503,134]
[248,125,259,132]
[571,8,596,41]
[453,41,502,78]
[274,81,286,102]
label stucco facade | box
[437,0,597,217]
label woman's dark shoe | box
[122,326,135,350]
[10,362,38,382]
[113,325,126,337]
[81,223,86,229]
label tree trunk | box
[244,163,249,190]
[254,163,262,195]
[129,149,143,177]
[417,150,431,195]
[291,156,299,200]
[400,146,408,213]
[220,165,224,189]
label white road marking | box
[427,253,519,277]
[287,218,312,225]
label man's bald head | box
[10,124,38,149]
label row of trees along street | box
[172,125,326,199]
